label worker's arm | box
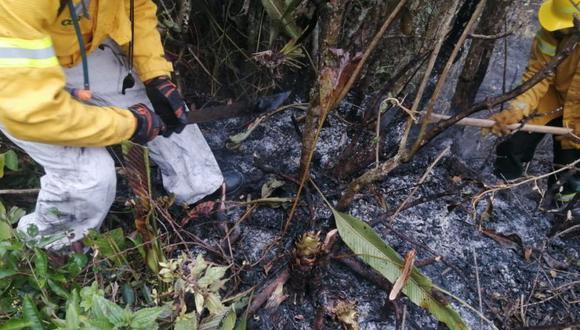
[510,29,557,115]
[131,0,173,82]
[0,0,137,147]
[486,29,557,135]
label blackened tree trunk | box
[449,0,513,113]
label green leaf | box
[92,295,131,326]
[0,319,32,330]
[34,248,48,289]
[130,307,167,329]
[83,229,127,266]
[0,269,17,280]
[198,266,228,289]
[175,315,198,330]
[226,116,265,149]
[205,293,225,316]
[7,207,26,225]
[260,0,301,39]
[82,318,114,330]
[4,150,18,171]
[332,209,468,330]
[47,279,70,300]
[0,153,5,178]
[199,313,227,330]
[194,293,205,315]
[122,284,135,307]
[220,308,236,330]
[0,221,12,241]
[80,282,104,312]
[64,290,81,330]
[23,295,45,330]
[65,253,88,276]
[233,316,247,330]
[261,177,285,199]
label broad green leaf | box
[7,207,26,225]
[0,269,17,280]
[175,315,198,330]
[65,253,88,276]
[206,293,225,315]
[34,248,48,288]
[23,295,45,330]
[0,221,12,241]
[47,279,70,300]
[199,313,227,330]
[80,282,104,312]
[190,255,208,277]
[332,209,468,330]
[92,295,131,326]
[220,308,236,330]
[82,318,114,330]
[0,319,32,330]
[83,229,127,266]
[122,284,135,307]
[130,306,167,329]
[233,316,247,330]
[260,0,301,39]
[4,150,18,171]
[64,290,81,330]
[199,266,228,289]
[0,202,5,218]
[194,293,205,314]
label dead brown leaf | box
[389,249,417,300]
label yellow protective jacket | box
[513,28,580,150]
[0,0,172,147]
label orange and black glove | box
[145,76,190,137]
[128,103,166,145]
[483,102,529,136]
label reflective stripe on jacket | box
[0,0,172,147]
[514,29,580,149]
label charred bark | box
[450,0,513,112]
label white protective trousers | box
[0,40,223,250]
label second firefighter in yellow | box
[489,0,579,202]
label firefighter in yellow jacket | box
[488,0,580,202]
[0,0,227,250]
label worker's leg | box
[495,86,563,180]
[553,141,580,200]
[69,40,223,204]
[494,131,545,180]
[0,126,116,251]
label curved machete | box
[185,91,291,124]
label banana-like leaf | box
[0,319,32,330]
[332,209,468,330]
[260,0,301,39]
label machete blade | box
[255,91,292,113]
[185,91,291,124]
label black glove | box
[128,103,166,145]
[145,76,190,136]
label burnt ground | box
[180,3,579,329]
[4,1,577,329]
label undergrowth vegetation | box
[1,0,578,329]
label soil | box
[184,1,579,328]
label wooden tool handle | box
[429,113,575,136]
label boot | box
[222,168,245,197]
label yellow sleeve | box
[511,29,557,115]
[0,0,136,147]
[132,0,173,82]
